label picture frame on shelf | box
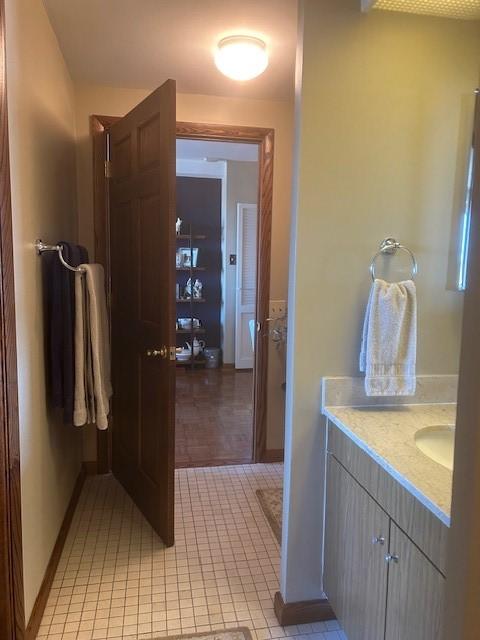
[178,247,198,268]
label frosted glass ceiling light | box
[214,36,268,81]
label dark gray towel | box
[45,241,88,424]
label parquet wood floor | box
[175,368,254,468]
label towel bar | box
[35,239,86,273]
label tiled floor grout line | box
[36,464,346,640]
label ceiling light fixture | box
[214,36,268,81]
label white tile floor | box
[37,464,346,640]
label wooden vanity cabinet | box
[385,523,445,640]
[324,442,445,640]
[324,455,389,640]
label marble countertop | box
[323,403,456,526]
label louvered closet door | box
[235,203,258,369]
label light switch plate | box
[269,300,287,319]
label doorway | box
[174,139,260,467]
[175,122,274,466]
[91,105,275,535]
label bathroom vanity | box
[322,395,454,640]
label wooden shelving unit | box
[176,223,207,369]
[176,267,206,272]
[176,234,207,240]
[176,298,206,303]
[176,328,206,334]
[175,357,206,368]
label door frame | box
[91,116,274,465]
[442,91,480,639]
[0,0,25,637]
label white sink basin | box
[414,425,455,471]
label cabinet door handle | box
[385,553,399,564]
[372,535,385,546]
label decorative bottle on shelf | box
[184,278,192,299]
[193,279,203,299]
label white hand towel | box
[83,279,96,424]
[80,264,112,429]
[74,272,87,426]
[360,278,417,397]
[74,273,96,427]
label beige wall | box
[281,0,480,602]
[5,0,82,620]
[74,85,294,457]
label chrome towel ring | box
[370,238,418,282]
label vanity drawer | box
[327,420,448,574]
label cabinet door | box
[324,454,390,640]
[385,523,445,640]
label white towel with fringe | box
[360,278,417,396]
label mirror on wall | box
[450,91,478,292]
[457,140,475,291]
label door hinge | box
[104,160,113,178]
[169,346,176,361]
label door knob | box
[385,553,399,564]
[372,535,385,546]
[146,347,168,358]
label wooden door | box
[386,522,445,640]
[235,203,257,369]
[109,80,176,545]
[324,454,389,640]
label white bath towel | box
[74,264,112,429]
[74,273,96,426]
[360,278,417,396]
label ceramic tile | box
[37,464,346,640]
